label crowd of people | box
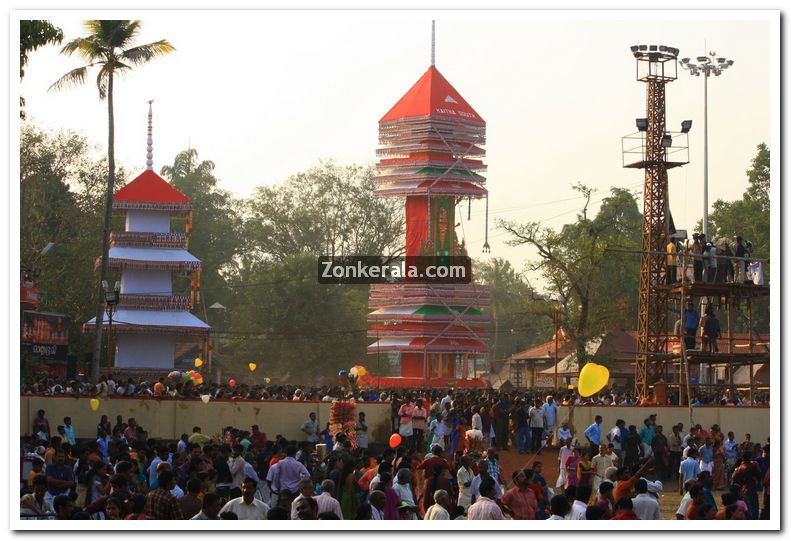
[667,234,763,286]
[21,389,769,522]
[20,373,769,409]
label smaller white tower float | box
[85,102,210,372]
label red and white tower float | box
[85,103,210,373]
[366,30,491,389]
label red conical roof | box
[380,65,484,125]
[114,170,191,205]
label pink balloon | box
[229,379,236,388]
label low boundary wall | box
[20,398,770,446]
[21,396,393,444]
[554,405,770,444]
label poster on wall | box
[21,310,70,360]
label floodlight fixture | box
[636,118,649,131]
[662,134,673,148]
[681,120,692,133]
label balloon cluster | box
[184,370,204,385]
[339,365,368,387]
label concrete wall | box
[555,406,770,444]
[21,397,393,444]
[21,398,769,446]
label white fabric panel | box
[114,334,176,369]
[121,269,172,295]
[126,210,171,233]
[87,309,210,329]
[108,246,200,263]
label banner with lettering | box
[21,311,69,360]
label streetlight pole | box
[102,280,120,369]
[679,52,734,238]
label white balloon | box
[200,395,211,404]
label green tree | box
[50,20,174,382]
[499,184,642,362]
[20,124,129,369]
[706,143,770,259]
[474,257,537,364]
[244,161,404,264]
[20,20,63,118]
[160,148,243,304]
[224,254,370,380]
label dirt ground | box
[496,446,690,519]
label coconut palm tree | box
[50,20,174,382]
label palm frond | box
[49,66,88,92]
[120,40,175,65]
[96,65,108,100]
[61,37,106,64]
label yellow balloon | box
[578,362,610,397]
[90,398,100,411]
[248,363,257,372]
[265,377,271,385]
[357,366,367,378]
[194,358,203,367]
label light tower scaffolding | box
[623,44,688,398]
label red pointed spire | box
[380,66,484,125]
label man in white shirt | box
[528,400,546,454]
[606,420,625,461]
[542,396,558,445]
[369,490,385,519]
[566,485,591,519]
[555,439,573,488]
[290,478,316,519]
[300,412,319,444]
[631,478,660,520]
[467,479,505,520]
[557,422,573,445]
[393,468,418,520]
[424,489,451,520]
[230,444,248,493]
[470,460,502,501]
[591,444,616,494]
[219,477,270,519]
[456,455,474,511]
[546,494,570,520]
[674,479,696,520]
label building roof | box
[113,170,192,208]
[380,65,484,125]
[511,327,769,363]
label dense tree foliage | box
[499,184,642,361]
[20,125,128,369]
[19,20,63,117]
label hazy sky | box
[16,10,775,290]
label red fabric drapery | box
[405,195,428,257]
